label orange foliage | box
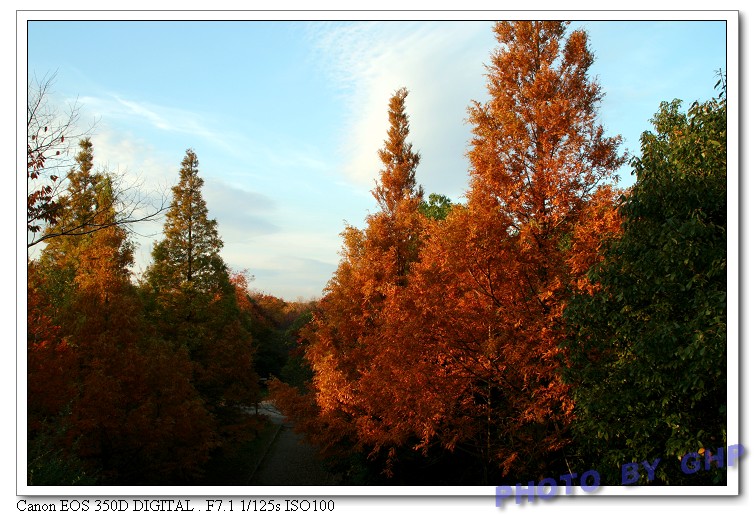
[289,22,625,482]
[29,152,222,482]
[67,337,217,481]
[382,22,626,478]
[269,89,428,476]
[395,21,625,478]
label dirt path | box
[250,402,341,486]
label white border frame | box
[17,8,739,501]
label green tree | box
[562,82,727,484]
[419,193,453,221]
[144,149,230,345]
[144,149,259,431]
[147,149,225,295]
[30,144,216,483]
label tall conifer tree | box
[38,138,100,308]
[144,149,259,429]
[31,142,217,483]
[147,149,225,298]
[381,21,626,481]
[276,88,426,471]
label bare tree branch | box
[28,170,171,247]
[27,72,169,248]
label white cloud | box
[309,21,494,201]
[79,93,247,161]
[222,230,343,301]
[203,178,281,242]
[112,97,174,131]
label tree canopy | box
[563,82,727,484]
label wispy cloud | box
[112,97,175,131]
[203,178,281,241]
[76,91,346,294]
[310,20,727,199]
[82,94,194,133]
[308,21,494,200]
[79,93,245,159]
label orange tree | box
[383,21,625,482]
[272,88,427,475]
[275,23,625,484]
[29,140,216,483]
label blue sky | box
[26,18,728,300]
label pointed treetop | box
[468,21,624,230]
[63,137,99,232]
[149,148,225,293]
[40,138,101,266]
[372,87,423,215]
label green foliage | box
[142,149,259,443]
[144,149,231,334]
[251,330,288,379]
[244,305,290,380]
[419,193,453,221]
[562,84,726,484]
[280,311,315,391]
[28,426,100,486]
[279,352,313,392]
[146,149,226,298]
